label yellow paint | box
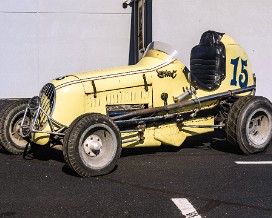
[122,127,161,148]
[32,34,255,147]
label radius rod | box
[112,85,256,121]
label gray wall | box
[153,0,272,100]
[1,0,272,100]
[0,0,131,98]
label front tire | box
[63,113,121,177]
[0,99,30,154]
[227,96,272,154]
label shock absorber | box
[173,87,196,103]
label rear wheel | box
[226,96,272,154]
[0,99,30,154]
[63,113,121,177]
[226,96,252,146]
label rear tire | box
[226,96,252,146]
[0,99,30,154]
[63,113,121,177]
[226,96,272,154]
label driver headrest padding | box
[190,31,226,91]
[199,30,224,46]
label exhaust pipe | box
[112,85,256,121]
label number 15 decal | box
[230,57,248,88]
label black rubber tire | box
[226,96,272,154]
[226,96,253,146]
[62,128,73,170]
[63,113,122,177]
[0,100,21,124]
[63,114,91,171]
[0,99,29,154]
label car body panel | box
[29,33,255,147]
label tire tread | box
[226,96,253,146]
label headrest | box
[199,31,225,46]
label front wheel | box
[0,99,30,154]
[63,113,122,177]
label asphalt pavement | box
[0,130,272,218]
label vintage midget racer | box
[0,31,271,177]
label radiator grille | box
[39,83,56,128]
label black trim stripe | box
[56,60,173,90]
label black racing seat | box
[190,31,226,91]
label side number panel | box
[230,57,248,88]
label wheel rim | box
[246,108,271,147]
[78,124,117,170]
[9,111,29,148]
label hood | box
[51,56,165,94]
[51,75,82,91]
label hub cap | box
[246,109,271,147]
[79,124,117,170]
[9,111,29,148]
[83,135,103,157]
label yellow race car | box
[1,31,271,177]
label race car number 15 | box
[230,57,248,88]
